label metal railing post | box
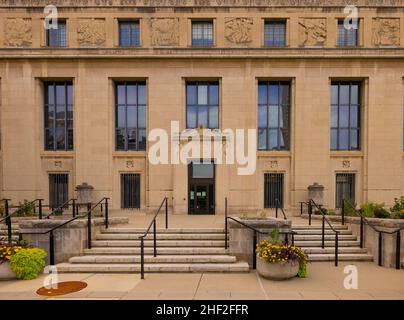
[396,231,401,270]
[165,197,168,229]
[292,233,295,246]
[105,198,109,229]
[300,202,303,215]
[335,232,339,267]
[308,201,312,226]
[140,238,145,279]
[253,231,257,269]
[87,203,92,249]
[275,199,278,219]
[360,216,364,248]
[378,232,383,267]
[38,199,43,220]
[322,215,325,249]
[224,197,228,250]
[5,199,11,243]
[49,231,55,265]
[341,199,345,225]
[153,219,157,257]
[72,199,76,218]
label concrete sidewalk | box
[0,262,403,300]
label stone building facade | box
[1,0,404,214]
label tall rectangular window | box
[258,81,291,150]
[331,82,361,150]
[335,173,355,208]
[337,20,358,47]
[119,21,140,47]
[46,21,67,47]
[186,82,219,129]
[44,81,73,151]
[264,173,284,208]
[192,21,213,47]
[264,21,286,47]
[115,82,146,151]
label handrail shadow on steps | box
[17,197,110,265]
[138,197,168,279]
[343,199,403,269]
[223,197,297,269]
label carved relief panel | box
[4,18,32,47]
[298,18,327,47]
[151,18,179,46]
[77,18,106,47]
[372,18,400,46]
[224,18,253,44]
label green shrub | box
[343,199,357,216]
[327,210,335,216]
[390,196,404,213]
[9,248,47,280]
[314,208,327,215]
[16,200,36,217]
[391,210,404,219]
[373,208,390,219]
[360,202,385,218]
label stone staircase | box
[0,224,19,242]
[56,228,250,273]
[292,224,373,262]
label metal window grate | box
[335,173,355,208]
[47,21,67,47]
[337,20,358,47]
[264,173,284,208]
[49,173,69,208]
[119,21,140,47]
[264,21,286,47]
[121,174,140,209]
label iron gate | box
[49,173,69,208]
[121,173,140,209]
[264,173,284,208]
[336,173,355,208]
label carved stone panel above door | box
[4,18,32,47]
[298,18,327,47]
[372,18,400,46]
[77,18,106,47]
[151,18,180,46]
[224,18,253,45]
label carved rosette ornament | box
[372,18,400,46]
[151,18,179,46]
[298,18,327,47]
[77,18,106,47]
[224,18,253,44]
[4,18,32,47]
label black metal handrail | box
[224,197,297,269]
[19,197,109,265]
[343,200,403,269]
[275,198,287,220]
[308,199,340,266]
[43,198,78,219]
[138,197,168,279]
[0,198,43,244]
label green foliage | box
[343,199,357,216]
[297,263,307,278]
[373,208,390,219]
[9,248,47,280]
[314,208,327,215]
[390,196,404,213]
[269,227,281,245]
[259,211,267,219]
[327,210,335,216]
[16,200,36,217]
[360,202,385,218]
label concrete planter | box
[0,262,17,280]
[256,256,299,280]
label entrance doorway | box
[188,161,215,215]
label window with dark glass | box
[331,82,361,150]
[186,82,219,129]
[337,20,358,47]
[115,82,146,151]
[192,21,213,46]
[44,81,73,151]
[119,21,140,47]
[264,21,286,47]
[46,21,67,47]
[335,173,355,208]
[258,81,291,150]
[264,173,284,209]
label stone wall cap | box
[19,217,128,230]
[228,216,291,229]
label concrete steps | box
[57,228,249,274]
[293,222,373,262]
[56,262,249,273]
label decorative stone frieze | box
[372,18,400,46]
[298,18,327,47]
[77,18,106,47]
[151,18,179,46]
[4,18,32,47]
[224,18,253,44]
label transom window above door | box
[186,81,219,129]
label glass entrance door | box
[188,161,215,215]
